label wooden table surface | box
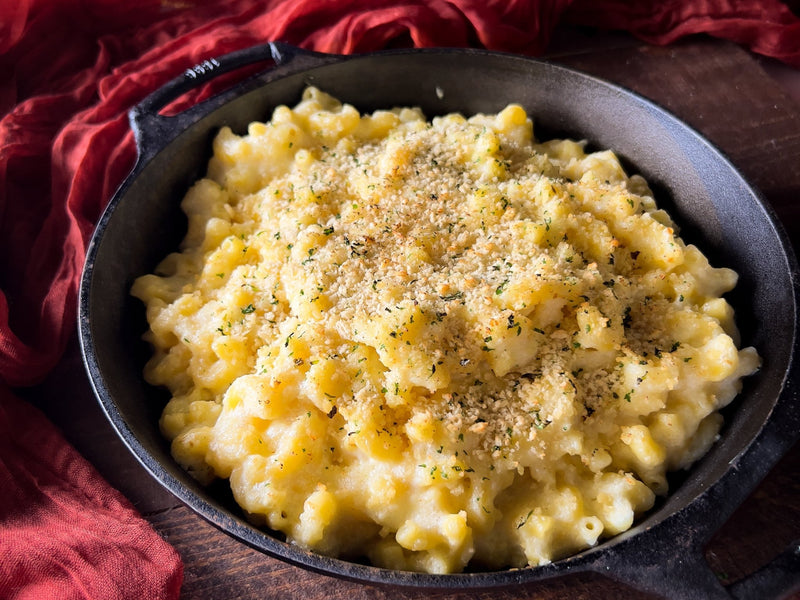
[26,30,800,600]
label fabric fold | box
[0,386,183,600]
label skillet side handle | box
[592,537,734,600]
[128,42,339,164]
[728,540,800,600]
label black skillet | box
[78,43,800,599]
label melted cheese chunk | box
[132,87,759,573]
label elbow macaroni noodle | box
[132,87,760,573]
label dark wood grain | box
[27,31,800,600]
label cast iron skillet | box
[79,43,800,598]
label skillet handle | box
[728,540,800,599]
[599,540,800,600]
[128,42,339,164]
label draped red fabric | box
[0,388,183,599]
[564,0,800,66]
[1,1,798,598]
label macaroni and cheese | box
[132,87,759,573]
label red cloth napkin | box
[0,388,183,600]
[1,1,798,598]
